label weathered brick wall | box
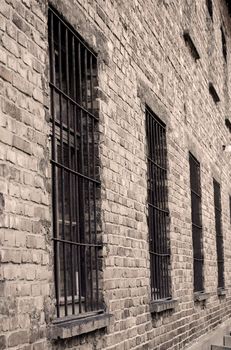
[0,0,231,349]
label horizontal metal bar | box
[52,310,105,325]
[192,222,202,229]
[147,156,167,172]
[50,159,101,185]
[191,189,201,198]
[194,257,204,262]
[148,202,169,214]
[146,107,166,129]
[49,120,81,138]
[215,206,222,213]
[150,250,170,257]
[50,82,99,121]
[52,237,102,248]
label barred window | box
[146,107,171,301]
[189,153,203,293]
[213,180,225,289]
[48,7,102,319]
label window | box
[48,7,102,319]
[146,107,171,301]
[221,26,227,62]
[206,0,213,19]
[189,153,203,293]
[213,180,224,289]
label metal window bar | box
[146,107,171,301]
[48,7,102,319]
[213,180,225,289]
[189,153,204,293]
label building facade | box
[0,0,231,349]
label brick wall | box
[0,0,231,349]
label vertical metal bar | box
[148,112,156,300]
[78,42,88,311]
[73,37,82,314]
[153,116,159,300]
[65,28,75,315]
[162,128,169,297]
[58,20,68,316]
[92,59,99,309]
[159,127,165,297]
[50,11,60,318]
[156,122,162,298]
[151,116,157,300]
[85,48,93,310]
[146,112,153,299]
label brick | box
[2,35,20,57]
[0,335,6,350]
[13,74,32,96]
[0,3,10,19]
[12,12,31,36]
[6,22,17,39]
[12,135,32,155]
[0,127,13,145]
[0,47,7,65]
[0,15,6,32]
[3,98,22,120]
[18,31,28,48]
[0,65,12,82]
[8,330,28,347]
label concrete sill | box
[218,288,227,297]
[50,312,112,340]
[194,291,209,302]
[150,298,178,313]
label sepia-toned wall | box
[0,0,231,349]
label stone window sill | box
[50,312,112,340]
[217,288,227,296]
[150,298,178,313]
[194,291,209,302]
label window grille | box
[213,180,224,289]
[189,153,203,292]
[146,107,171,301]
[48,7,102,319]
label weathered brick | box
[13,74,32,96]
[2,35,20,57]
[0,3,10,19]
[8,330,28,347]
[0,127,13,146]
[12,12,31,36]
[0,65,12,82]
[12,135,32,155]
[0,335,6,350]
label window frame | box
[48,6,102,320]
[145,106,171,302]
[189,153,204,293]
[213,179,225,290]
